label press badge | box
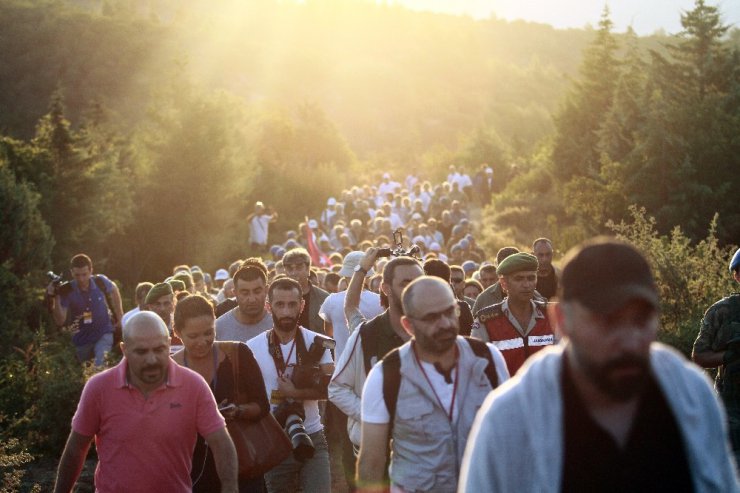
[82,311,93,325]
[270,389,285,405]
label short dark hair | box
[228,260,244,278]
[324,272,341,288]
[172,264,190,274]
[283,248,311,268]
[423,258,451,282]
[135,282,154,304]
[268,276,302,303]
[173,294,214,333]
[233,264,267,286]
[450,265,464,278]
[70,254,92,270]
[496,246,520,265]
[243,257,268,276]
[532,237,553,250]
[480,264,497,275]
[382,256,421,286]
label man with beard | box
[460,238,739,492]
[471,252,555,375]
[54,312,238,492]
[216,263,272,342]
[247,277,334,493]
[357,277,508,492]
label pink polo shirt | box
[72,358,225,492]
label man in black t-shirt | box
[532,237,560,300]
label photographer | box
[247,277,333,493]
[46,254,123,366]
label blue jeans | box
[75,332,113,366]
[265,429,330,493]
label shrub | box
[607,206,737,356]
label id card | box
[82,311,93,325]
[270,389,285,406]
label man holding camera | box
[247,277,334,493]
[46,254,124,366]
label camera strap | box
[268,328,309,377]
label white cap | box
[382,172,390,179]
[214,269,229,281]
[327,197,337,206]
[308,219,319,229]
[486,167,493,174]
[430,242,442,252]
[338,251,375,278]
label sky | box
[385,0,740,35]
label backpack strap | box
[381,348,402,427]
[463,336,499,389]
[359,320,376,375]
[381,338,499,430]
[94,275,118,325]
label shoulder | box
[246,331,269,352]
[311,284,329,300]
[94,274,114,289]
[476,301,505,323]
[704,295,740,319]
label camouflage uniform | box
[693,293,740,463]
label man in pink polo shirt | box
[54,311,238,493]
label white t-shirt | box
[249,214,271,245]
[361,342,509,424]
[247,327,333,434]
[319,290,383,360]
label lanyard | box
[183,344,219,390]
[413,343,459,422]
[269,330,297,378]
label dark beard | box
[575,349,650,402]
[415,327,458,355]
[272,313,299,334]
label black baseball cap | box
[560,237,659,315]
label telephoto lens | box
[285,413,315,461]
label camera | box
[46,271,72,297]
[272,335,335,461]
[377,229,421,259]
[274,401,315,462]
[290,335,336,394]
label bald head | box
[402,276,456,319]
[123,311,169,342]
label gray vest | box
[390,338,495,492]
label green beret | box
[496,252,539,276]
[167,279,186,292]
[173,272,193,290]
[145,282,174,305]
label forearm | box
[356,452,387,492]
[207,430,238,493]
[237,402,262,420]
[345,272,364,317]
[53,435,90,493]
[692,349,726,368]
[51,298,67,326]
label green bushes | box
[0,331,86,456]
[607,206,737,356]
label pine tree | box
[550,5,620,182]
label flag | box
[305,220,332,267]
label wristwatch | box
[354,265,368,276]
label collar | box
[502,298,545,319]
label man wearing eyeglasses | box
[357,276,508,493]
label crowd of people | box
[48,167,740,492]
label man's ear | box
[381,282,391,297]
[548,302,566,339]
[400,316,414,337]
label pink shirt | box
[72,358,225,492]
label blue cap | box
[731,248,740,273]
[462,260,477,272]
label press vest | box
[390,338,496,492]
